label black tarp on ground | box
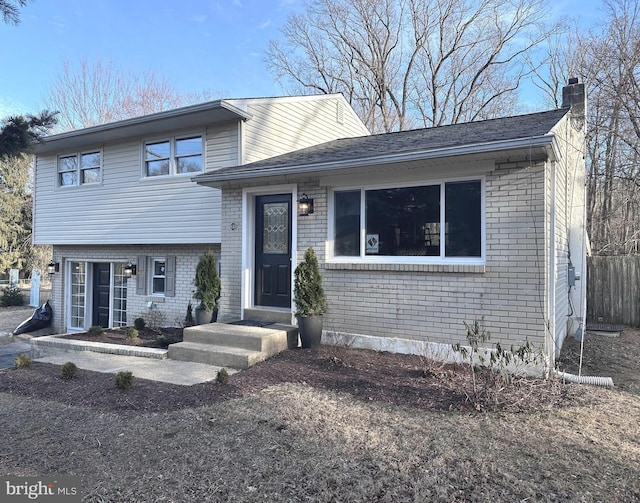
[13,301,53,335]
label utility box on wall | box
[568,265,576,287]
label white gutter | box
[42,100,251,141]
[34,100,253,154]
[195,134,556,185]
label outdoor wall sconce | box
[123,262,137,278]
[47,261,60,275]
[298,193,314,216]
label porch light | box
[124,262,137,278]
[298,193,314,216]
[47,261,60,275]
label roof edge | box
[39,100,251,143]
[195,134,555,186]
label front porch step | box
[168,322,297,369]
[168,341,265,369]
[243,308,292,324]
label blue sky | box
[0,0,603,119]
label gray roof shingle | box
[196,108,568,182]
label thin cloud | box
[258,20,271,29]
[191,14,206,23]
[50,15,66,33]
[232,0,243,7]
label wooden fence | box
[587,255,640,327]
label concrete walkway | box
[1,307,231,385]
[0,338,31,370]
[35,350,230,386]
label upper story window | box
[58,151,102,187]
[331,179,483,263]
[144,135,203,177]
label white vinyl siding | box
[33,96,365,246]
[33,130,235,245]
[230,96,369,165]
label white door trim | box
[241,184,298,321]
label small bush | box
[134,317,146,330]
[115,371,134,390]
[60,361,78,380]
[156,334,168,347]
[217,368,229,385]
[87,325,103,336]
[14,353,32,369]
[125,327,138,340]
[1,286,25,307]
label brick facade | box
[218,161,556,357]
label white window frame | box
[57,150,102,188]
[67,260,87,331]
[327,176,486,265]
[142,133,204,178]
[150,257,166,296]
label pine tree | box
[0,154,31,272]
[293,248,327,316]
[0,111,57,160]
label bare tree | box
[537,0,640,255]
[266,0,560,132]
[46,58,217,131]
[582,0,640,255]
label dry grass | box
[1,309,640,502]
[1,380,639,502]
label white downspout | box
[548,161,557,365]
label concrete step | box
[168,341,266,369]
[243,308,292,324]
[171,322,298,369]
[182,324,289,352]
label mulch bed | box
[59,327,183,349]
[0,344,583,415]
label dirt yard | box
[1,307,639,502]
[557,326,640,395]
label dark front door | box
[255,194,292,308]
[92,263,110,327]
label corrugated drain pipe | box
[552,370,614,388]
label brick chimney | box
[562,77,586,115]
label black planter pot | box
[297,314,323,348]
[195,307,218,325]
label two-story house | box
[33,95,369,335]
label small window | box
[175,137,203,174]
[58,155,78,186]
[145,141,171,177]
[80,152,101,184]
[57,151,101,187]
[151,259,166,295]
[143,135,203,177]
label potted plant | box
[293,247,327,348]
[193,250,221,325]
